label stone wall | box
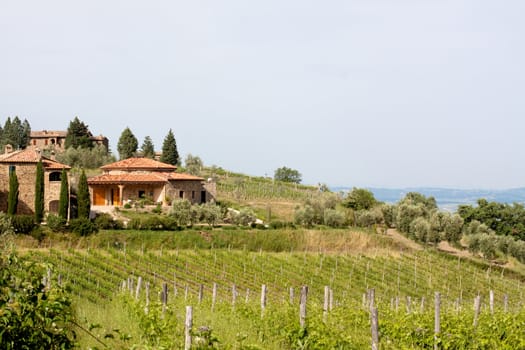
[0,164,37,214]
[166,180,214,205]
[0,164,66,215]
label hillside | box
[203,167,320,221]
[27,229,525,348]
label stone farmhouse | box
[29,130,109,152]
[0,145,70,215]
[87,157,216,208]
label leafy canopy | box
[1,117,31,150]
[274,166,302,184]
[343,187,378,211]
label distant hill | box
[332,187,525,211]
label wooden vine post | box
[323,286,329,321]
[299,285,308,329]
[145,282,150,315]
[135,276,143,300]
[434,292,441,350]
[212,282,217,311]
[161,282,168,318]
[261,284,268,317]
[473,295,481,327]
[198,284,204,304]
[371,306,379,350]
[232,284,237,307]
[489,290,494,315]
[184,306,193,350]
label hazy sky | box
[1,1,525,189]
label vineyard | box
[28,238,525,349]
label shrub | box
[0,213,13,236]
[355,209,382,228]
[479,234,497,260]
[161,216,180,231]
[235,208,256,226]
[410,217,431,243]
[69,218,98,236]
[201,203,222,227]
[269,220,285,229]
[94,213,123,230]
[46,214,66,232]
[30,226,46,243]
[142,216,164,230]
[171,199,191,226]
[294,205,315,227]
[323,209,346,228]
[0,250,76,349]
[151,203,162,214]
[11,215,35,234]
[127,218,142,230]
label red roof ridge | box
[0,148,70,169]
[101,157,177,171]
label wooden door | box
[112,188,120,206]
[93,188,106,205]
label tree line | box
[0,116,182,167]
[290,187,525,263]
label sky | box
[1,1,525,189]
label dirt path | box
[437,240,472,258]
[386,228,474,258]
[385,228,423,251]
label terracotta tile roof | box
[30,130,67,138]
[169,173,205,181]
[88,172,204,185]
[0,149,70,169]
[42,159,71,170]
[101,157,177,171]
[88,173,169,185]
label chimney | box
[4,144,13,154]
[35,148,42,161]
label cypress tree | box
[7,168,19,215]
[117,127,138,160]
[160,129,179,166]
[58,168,69,220]
[141,136,155,159]
[77,170,90,219]
[34,161,44,223]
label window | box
[49,172,61,182]
[179,191,184,198]
[138,190,146,198]
[32,140,37,145]
[191,191,195,199]
[45,139,48,145]
[9,165,15,174]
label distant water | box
[332,187,525,212]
